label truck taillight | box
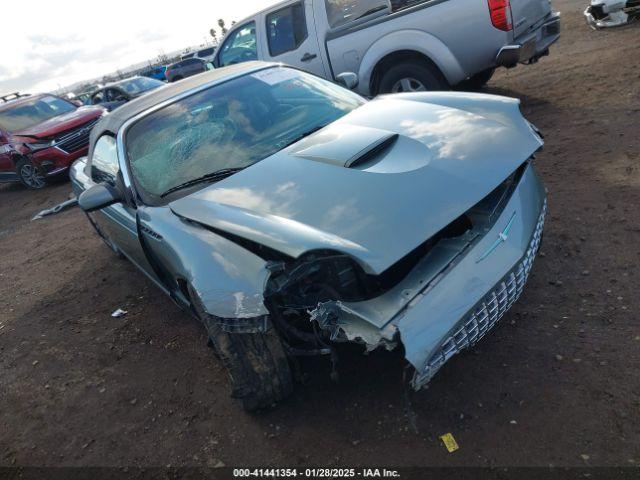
[488,0,513,31]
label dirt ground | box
[1,0,639,470]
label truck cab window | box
[267,3,308,57]
[218,22,258,67]
[325,0,389,28]
[91,135,119,186]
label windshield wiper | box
[354,5,388,21]
[160,167,245,198]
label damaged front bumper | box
[584,0,640,28]
[411,199,546,388]
[309,163,547,390]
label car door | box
[263,1,327,77]
[89,134,161,284]
[0,130,15,179]
[187,59,204,76]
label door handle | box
[300,53,317,62]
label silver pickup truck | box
[212,0,561,96]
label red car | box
[0,92,105,189]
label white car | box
[181,46,217,63]
[584,0,639,27]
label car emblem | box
[476,211,516,263]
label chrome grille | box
[413,200,547,388]
[54,119,99,154]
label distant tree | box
[218,19,228,35]
[209,28,218,42]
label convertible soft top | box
[88,62,274,155]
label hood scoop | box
[291,124,398,168]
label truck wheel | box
[189,287,293,411]
[378,62,448,94]
[460,68,495,91]
[16,158,46,189]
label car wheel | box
[16,158,46,189]
[171,76,183,82]
[189,286,293,411]
[459,68,495,91]
[378,62,448,95]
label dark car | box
[0,92,104,189]
[164,58,207,82]
[91,76,164,111]
[140,65,168,81]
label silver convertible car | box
[72,62,547,410]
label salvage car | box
[72,62,547,410]
[91,77,165,111]
[0,92,104,189]
[584,0,639,27]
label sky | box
[0,0,280,94]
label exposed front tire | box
[16,158,46,190]
[190,287,293,411]
[459,68,495,91]
[378,62,448,94]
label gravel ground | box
[1,0,639,469]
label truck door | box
[262,1,327,78]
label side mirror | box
[78,183,122,212]
[336,72,359,90]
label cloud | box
[0,0,280,94]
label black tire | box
[378,62,448,95]
[190,287,293,411]
[15,158,46,190]
[171,76,183,83]
[459,68,495,91]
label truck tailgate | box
[510,0,553,37]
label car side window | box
[325,0,388,28]
[267,3,308,57]
[218,21,258,67]
[91,135,119,186]
[92,91,104,104]
[198,47,215,57]
[106,89,123,102]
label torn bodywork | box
[72,64,549,408]
[264,161,546,390]
[585,0,640,28]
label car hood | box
[14,106,104,139]
[170,92,543,274]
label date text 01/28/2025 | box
[233,468,401,478]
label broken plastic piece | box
[111,308,128,318]
[32,198,78,221]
